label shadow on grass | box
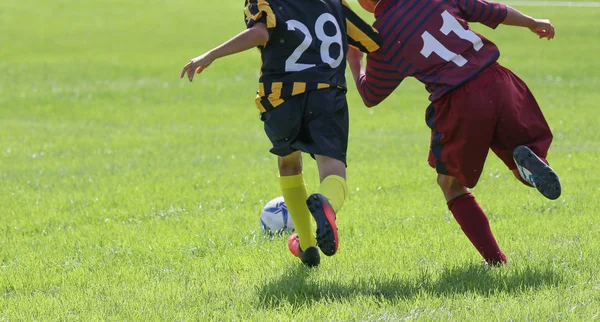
[257,264,563,308]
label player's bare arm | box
[502,6,555,39]
[180,23,269,82]
[346,47,364,84]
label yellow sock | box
[319,175,347,213]
[280,174,317,250]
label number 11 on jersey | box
[420,10,484,67]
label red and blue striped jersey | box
[357,0,508,106]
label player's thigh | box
[427,88,496,188]
[490,70,553,169]
[261,95,304,156]
[303,88,349,164]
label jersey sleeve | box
[342,0,381,53]
[244,0,277,30]
[455,0,508,29]
[356,51,404,107]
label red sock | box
[447,193,507,265]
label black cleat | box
[513,145,561,200]
[287,233,320,267]
[306,194,339,256]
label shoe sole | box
[513,146,561,200]
[307,194,339,256]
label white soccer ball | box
[260,196,294,235]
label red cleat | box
[306,194,339,256]
[287,233,320,267]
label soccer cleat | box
[287,233,320,267]
[513,145,561,200]
[306,194,339,256]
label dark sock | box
[448,193,507,265]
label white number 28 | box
[285,13,344,72]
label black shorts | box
[260,88,349,165]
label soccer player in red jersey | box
[348,0,561,265]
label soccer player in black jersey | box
[180,0,380,267]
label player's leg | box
[299,88,349,256]
[261,96,320,266]
[488,64,561,200]
[437,174,507,265]
[278,151,316,246]
[427,73,507,265]
[278,153,322,267]
[308,155,347,256]
[315,154,347,212]
[437,173,468,201]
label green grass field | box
[1,0,599,320]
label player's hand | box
[529,19,555,40]
[346,46,364,63]
[180,52,214,82]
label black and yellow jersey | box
[244,0,381,112]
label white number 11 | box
[420,11,483,67]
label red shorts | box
[427,62,553,188]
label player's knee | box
[278,162,302,176]
[436,174,455,190]
[278,152,303,176]
[437,174,468,200]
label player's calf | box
[513,145,561,200]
